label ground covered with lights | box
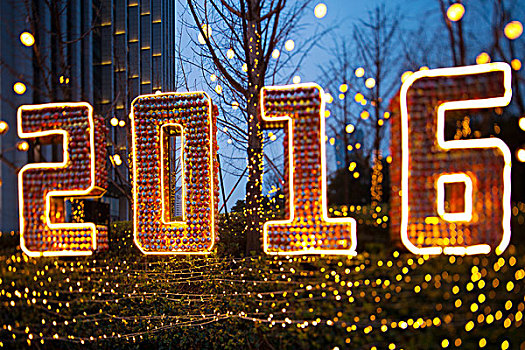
[0,221,524,349]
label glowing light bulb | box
[360,110,370,120]
[446,3,465,22]
[293,76,301,84]
[20,32,35,47]
[112,154,122,166]
[285,39,295,51]
[365,78,376,89]
[226,49,234,59]
[210,74,217,82]
[355,67,365,78]
[314,3,327,19]
[110,118,118,127]
[401,71,413,83]
[354,93,364,102]
[13,82,26,95]
[345,124,355,133]
[519,117,525,131]
[516,148,525,162]
[272,49,280,59]
[339,84,348,93]
[0,121,9,135]
[511,59,522,71]
[118,120,125,127]
[17,141,29,152]
[476,52,491,64]
[198,24,212,45]
[504,21,523,40]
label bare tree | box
[321,5,400,205]
[183,0,321,253]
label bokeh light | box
[504,21,523,40]
[314,3,327,19]
[13,82,27,95]
[19,32,35,47]
[446,3,465,22]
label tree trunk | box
[244,7,264,255]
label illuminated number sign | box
[16,64,515,258]
[392,63,512,255]
[131,92,218,254]
[261,84,357,255]
[18,103,108,257]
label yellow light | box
[20,32,35,47]
[270,134,277,141]
[517,148,525,162]
[324,110,330,118]
[345,124,354,133]
[324,93,333,104]
[353,172,359,178]
[355,67,364,77]
[210,74,217,82]
[272,49,280,59]
[519,117,525,131]
[348,162,356,171]
[17,141,29,152]
[112,154,122,166]
[441,339,449,348]
[504,21,523,40]
[329,137,335,145]
[420,66,429,71]
[242,63,248,72]
[285,39,295,51]
[384,111,390,119]
[226,49,234,59]
[232,101,239,110]
[476,52,491,65]
[354,93,364,102]
[386,155,392,163]
[197,24,212,45]
[361,99,367,106]
[365,78,376,89]
[339,93,345,100]
[118,120,125,127]
[293,76,301,84]
[446,3,465,22]
[511,59,521,71]
[59,76,64,84]
[355,143,361,149]
[215,85,223,94]
[314,3,327,19]
[378,119,384,126]
[339,84,348,93]
[13,82,27,95]
[347,145,353,151]
[401,71,413,83]
[0,121,9,135]
[110,117,119,127]
[360,110,370,120]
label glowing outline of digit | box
[131,92,216,255]
[261,83,357,256]
[400,63,512,255]
[18,102,104,257]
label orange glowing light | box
[18,103,108,257]
[504,21,523,40]
[261,83,356,255]
[131,92,218,254]
[446,3,465,22]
